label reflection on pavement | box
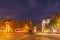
[0,33,60,40]
[0,33,15,40]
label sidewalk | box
[36,32,60,36]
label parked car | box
[14,29,25,33]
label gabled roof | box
[1,16,11,23]
[43,17,51,20]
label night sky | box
[0,0,60,23]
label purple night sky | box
[0,0,60,23]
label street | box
[0,33,60,40]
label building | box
[42,17,51,32]
[36,21,42,33]
[0,16,13,33]
[0,16,21,33]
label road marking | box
[17,35,29,40]
[17,35,28,40]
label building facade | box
[42,17,51,32]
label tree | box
[49,12,60,29]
